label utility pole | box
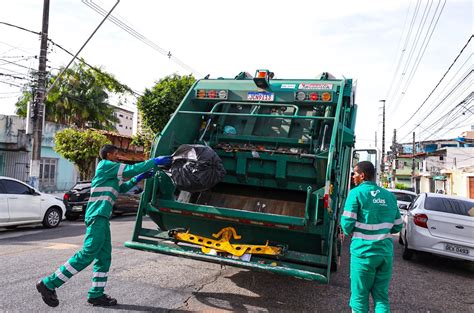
[412,131,416,192]
[379,100,386,180]
[30,0,50,189]
[391,129,397,188]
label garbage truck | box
[125,70,358,283]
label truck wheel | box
[43,207,62,228]
[402,237,414,260]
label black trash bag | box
[167,144,226,193]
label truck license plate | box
[445,243,469,255]
[247,92,274,102]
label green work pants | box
[350,254,393,313]
[42,216,112,299]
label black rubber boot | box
[87,294,118,306]
[36,281,59,307]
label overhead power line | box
[388,0,446,113]
[1,19,143,97]
[397,34,474,129]
[81,0,202,77]
[399,71,473,142]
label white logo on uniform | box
[370,189,386,205]
[370,190,380,197]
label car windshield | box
[393,192,416,203]
[425,196,474,216]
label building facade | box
[0,115,77,192]
[113,106,134,136]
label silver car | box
[400,193,474,261]
[387,188,417,217]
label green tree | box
[54,128,110,180]
[137,74,195,134]
[16,62,133,130]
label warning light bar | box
[196,89,228,100]
[295,91,332,102]
[253,69,272,89]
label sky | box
[0,0,472,150]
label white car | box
[0,176,66,229]
[387,188,417,217]
[400,192,474,262]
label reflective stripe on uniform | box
[394,218,402,225]
[352,232,393,241]
[88,195,115,205]
[92,281,107,288]
[355,222,394,231]
[93,272,108,278]
[55,269,69,283]
[91,187,118,197]
[343,211,357,219]
[64,262,78,275]
[117,164,125,180]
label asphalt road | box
[0,216,472,312]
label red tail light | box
[413,214,428,228]
[63,193,70,201]
[323,194,329,208]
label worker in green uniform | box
[341,161,402,313]
[36,144,172,307]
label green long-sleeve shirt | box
[84,159,156,220]
[341,181,402,257]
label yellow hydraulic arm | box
[170,227,282,257]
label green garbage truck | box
[125,70,358,283]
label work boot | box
[87,294,117,306]
[36,281,59,307]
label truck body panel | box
[126,71,357,283]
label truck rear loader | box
[125,70,358,283]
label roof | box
[386,188,417,196]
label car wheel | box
[43,207,62,228]
[402,237,414,260]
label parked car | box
[63,181,143,221]
[400,193,474,262]
[0,176,66,229]
[387,188,417,216]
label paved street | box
[0,216,473,312]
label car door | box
[1,179,41,222]
[0,181,9,222]
[424,196,474,244]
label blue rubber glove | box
[153,156,172,166]
[135,171,154,182]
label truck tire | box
[43,207,62,228]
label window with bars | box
[40,158,58,187]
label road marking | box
[46,243,79,250]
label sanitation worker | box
[341,161,402,313]
[36,144,172,307]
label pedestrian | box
[341,161,402,313]
[36,144,172,307]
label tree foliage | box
[54,128,110,180]
[16,62,133,130]
[137,74,195,134]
